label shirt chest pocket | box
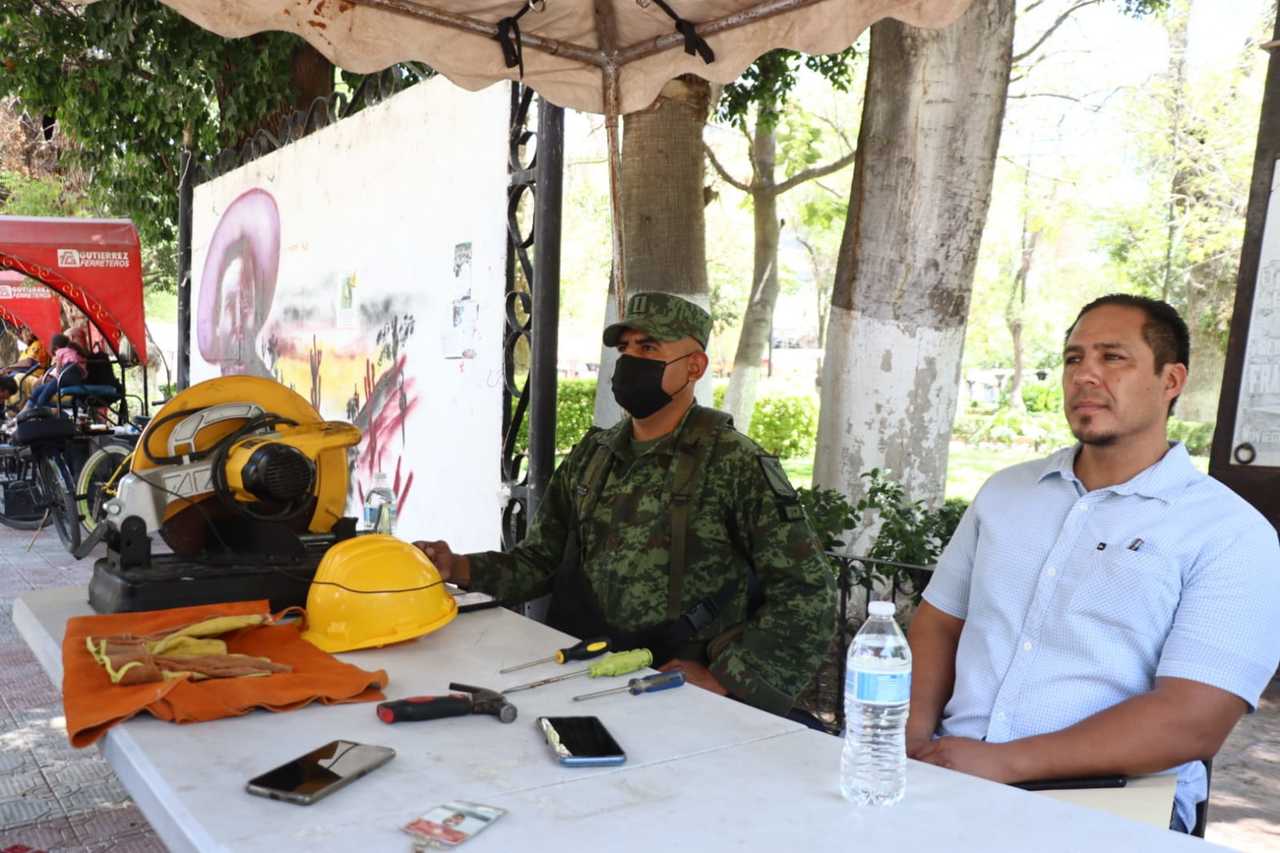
[1065,546,1180,639]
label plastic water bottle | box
[841,600,912,805]
[362,472,396,534]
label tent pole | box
[604,66,626,317]
[176,138,194,392]
[527,97,564,523]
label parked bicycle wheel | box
[77,440,133,535]
[36,452,80,552]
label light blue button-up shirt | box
[924,442,1280,831]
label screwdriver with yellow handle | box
[498,636,612,674]
[501,649,652,695]
[572,670,686,702]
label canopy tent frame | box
[341,0,840,312]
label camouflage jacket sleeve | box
[465,438,593,604]
[707,440,837,716]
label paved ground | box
[0,525,1275,852]
[0,529,162,853]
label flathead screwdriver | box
[502,649,652,694]
[572,670,686,702]
[499,636,611,674]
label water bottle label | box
[851,669,910,705]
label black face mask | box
[611,353,692,419]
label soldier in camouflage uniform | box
[418,292,836,718]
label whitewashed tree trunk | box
[814,0,1016,523]
[594,76,713,427]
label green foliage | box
[855,469,968,571]
[1020,382,1063,414]
[800,470,969,605]
[746,394,817,459]
[716,49,859,130]
[796,486,856,551]
[0,171,87,217]
[952,409,1075,452]
[712,385,817,459]
[513,378,597,455]
[1168,417,1213,456]
[553,379,597,451]
[0,1,303,252]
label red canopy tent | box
[0,216,148,364]
[0,271,62,347]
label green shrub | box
[554,378,597,450]
[1021,382,1063,414]
[951,409,1073,452]
[1168,418,1213,457]
[799,470,969,604]
[513,377,597,455]
[797,486,857,552]
[747,395,817,459]
[515,379,819,460]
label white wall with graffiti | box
[191,77,508,552]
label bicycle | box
[0,415,80,551]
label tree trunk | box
[723,111,780,431]
[813,0,1016,525]
[593,76,713,427]
[1005,221,1038,414]
[288,42,335,110]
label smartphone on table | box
[537,716,626,767]
[246,740,396,805]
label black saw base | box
[88,554,321,614]
[87,516,359,614]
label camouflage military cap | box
[602,292,712,349]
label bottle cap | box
[868,601,895,617]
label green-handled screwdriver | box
[501,649,652,694]
[498,636,611,674]
[572,670,686,702]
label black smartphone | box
[246,740,396,805]
[537,716,626,767]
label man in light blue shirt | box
[908,294,1280,832]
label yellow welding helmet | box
[301,535,458,653]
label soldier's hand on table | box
[912,736,1020,783]
[412,540,470,586]
[658,659,728,696]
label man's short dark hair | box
[0,375,18,397]
[1065,293,1190,415]
[50,334,69,351]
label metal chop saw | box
[86,376,363,613]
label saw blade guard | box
[107,376,360,541]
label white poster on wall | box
[1231,160,1280,467]
[191,77,508,551]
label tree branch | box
[704,144,752,193]
[811,111,854,154]
[1012,0,1102,65]
[772,149,856,196]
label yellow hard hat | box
[301,535,458,653]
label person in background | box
[4,326,50,407]
[25,333,87,410]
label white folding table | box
[14,586,1225,852]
